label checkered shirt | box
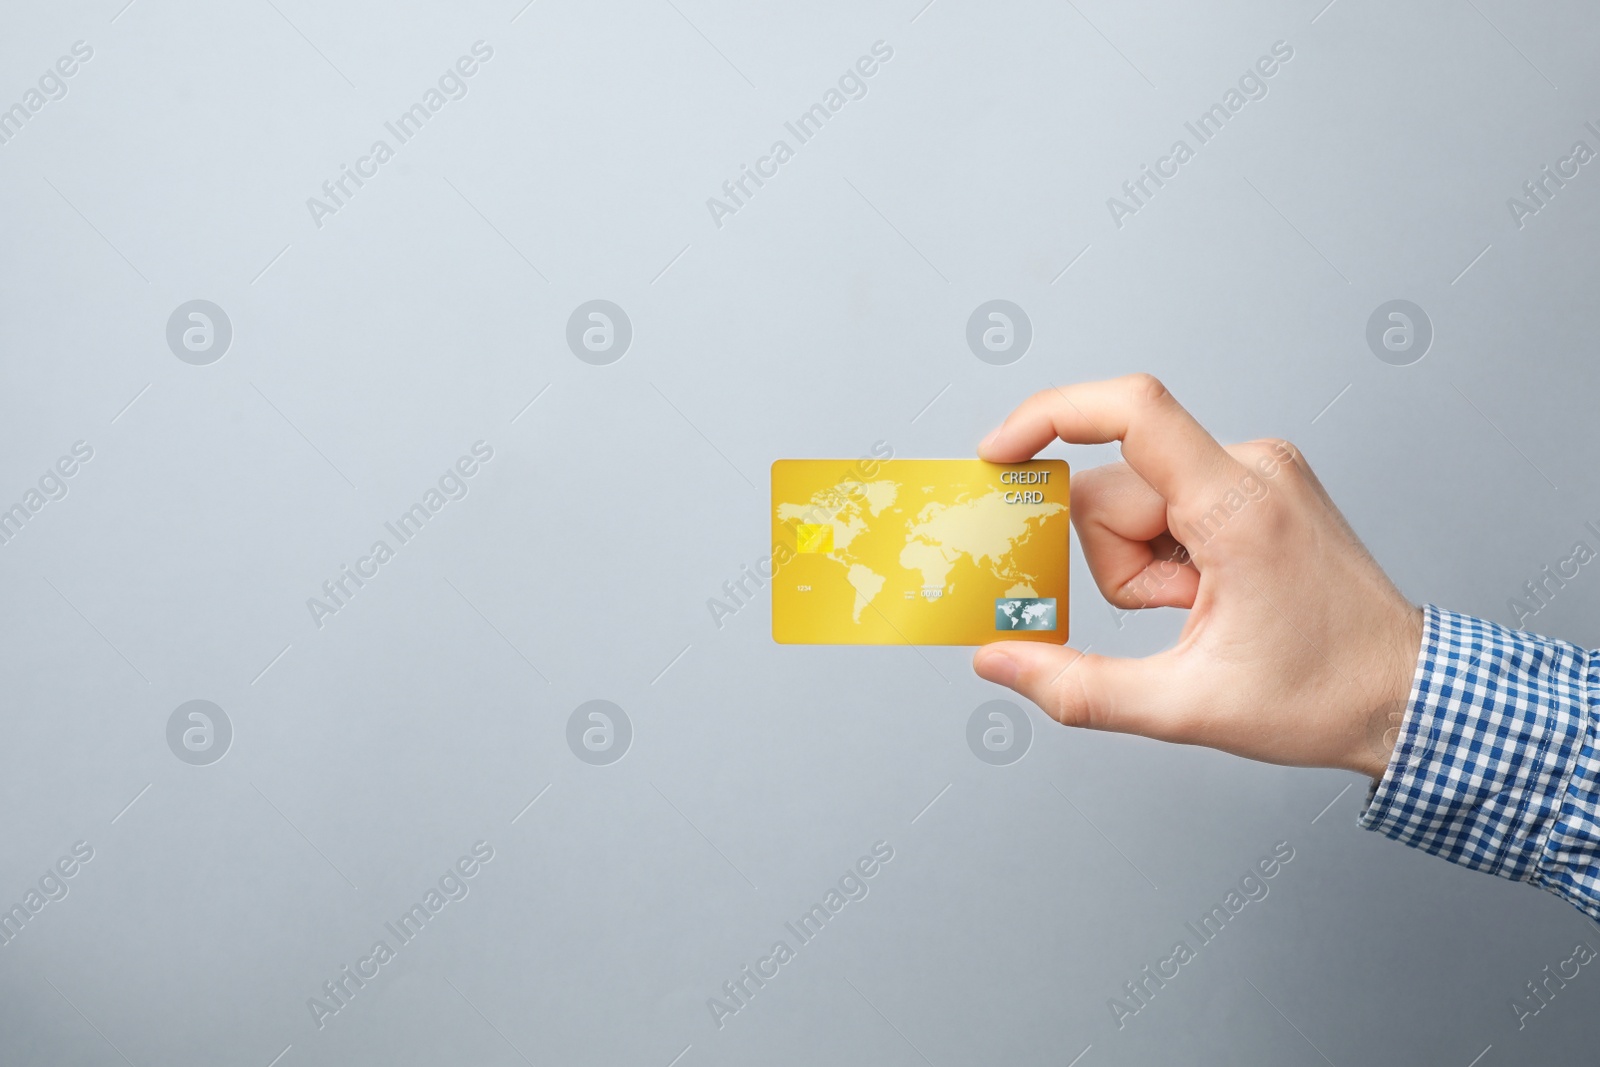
[1360,605,1600,917]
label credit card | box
[771,459,1070,645]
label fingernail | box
[979,426,1004,453]
[975,648,1019,687]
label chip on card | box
[771,459,1070,645]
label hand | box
[972,375,1424,779]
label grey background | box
[3,0,1599,1063]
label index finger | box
[978,374,1239,507]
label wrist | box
[1349,603,1425,779]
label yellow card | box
[771,459,1070,645]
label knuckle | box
[1045,652,1098,728]
[1028,386,1060,409]
[1045,692,1082,728]
[1125,372,1169,407]
[1048,682,1089,729]
[1260,437,1299,463]
[1243,437,1304,481]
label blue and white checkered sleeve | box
[1360,604,1600,918]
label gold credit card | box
[771,459,1070,645]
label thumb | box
[973,642,1165,737]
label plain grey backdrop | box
[3,0,1599,1063]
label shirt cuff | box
[1360,605,1598,910]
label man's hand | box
[972,375,1424,778]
